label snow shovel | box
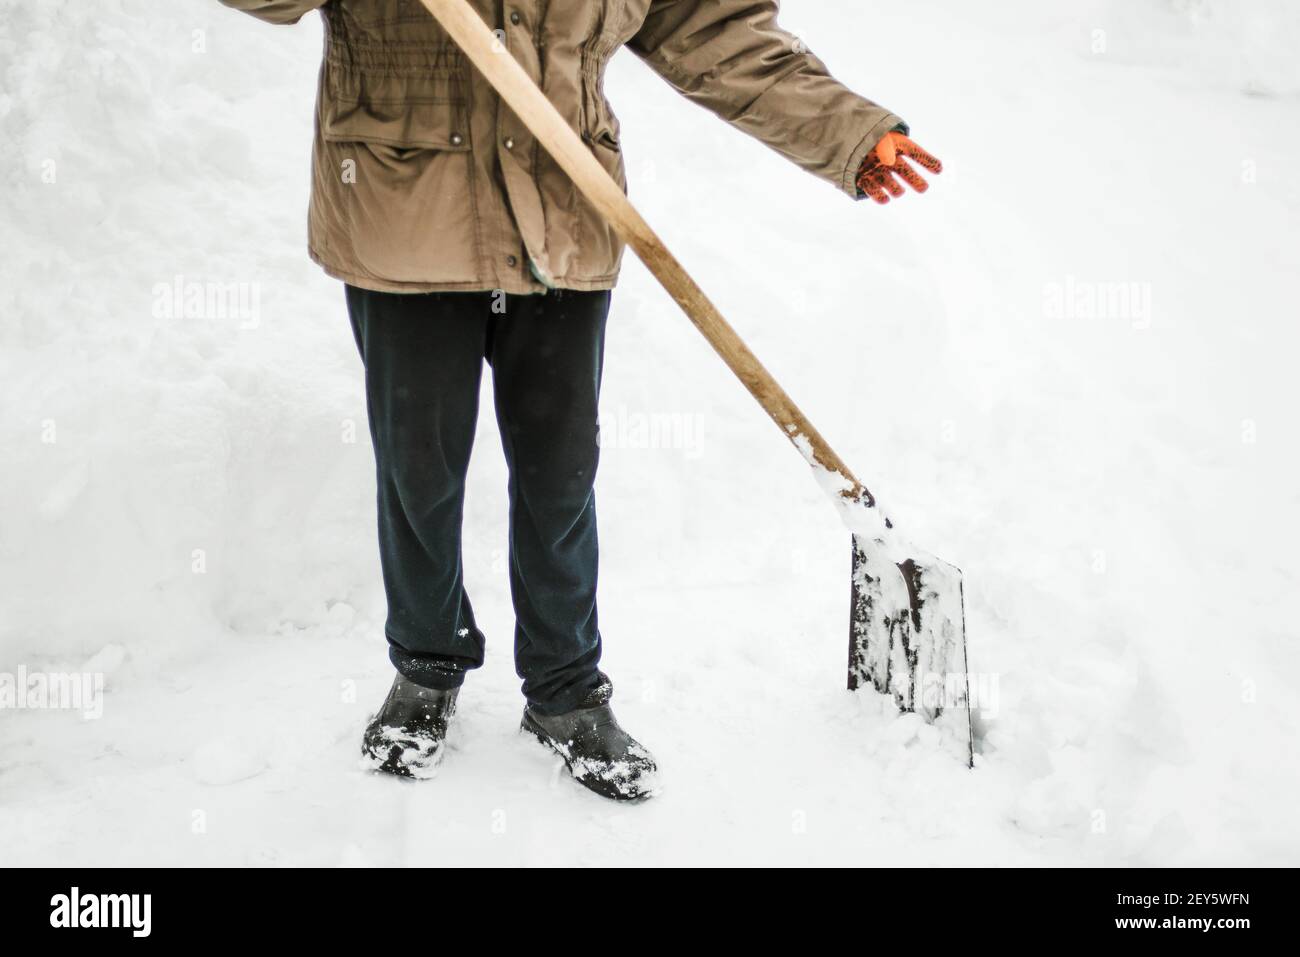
[418,0,974,766]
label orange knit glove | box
[856,132,943,205]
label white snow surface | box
[2,0,1298,866]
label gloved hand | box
[856,132,942,205]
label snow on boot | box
[521,679,661,802]
[361,674,459,780]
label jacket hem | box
[310,247,620,295]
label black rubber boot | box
[522,679,661,801]
[361,674,459,780]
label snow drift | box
[1,0,1298,865]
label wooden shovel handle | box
[419,0,875,506]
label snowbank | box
[1,0,1297,866]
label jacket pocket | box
[581,90,621,152]
[572,57,627,280]
[316,63,480,285]
[578,61,624,185]
[590,126,621,152]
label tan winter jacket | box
[219,1,905,294]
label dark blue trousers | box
[346,285,609,716]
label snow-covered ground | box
[2,0,1298,866]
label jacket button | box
[504,137,515,150]
[510,11,521,25]
[450,133,463,146]
[506,255,518,268]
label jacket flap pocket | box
[320,64,470,152]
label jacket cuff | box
[842,113,908,200]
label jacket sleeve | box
[216,0,329,26]
[628,0,906,199]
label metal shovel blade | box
[849,538,974,767]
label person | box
[218,0,942,801]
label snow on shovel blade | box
[849,538,974,768]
